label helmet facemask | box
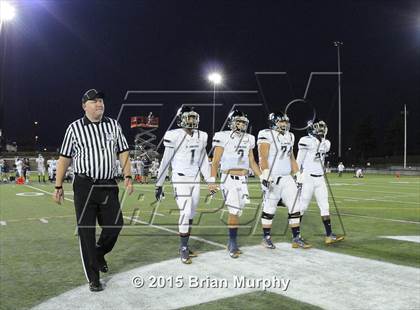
[229,116,249,133]
[311,121,328,138]
[269,113,290,134]
[180,111,200,129]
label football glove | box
[259,169,272,190]
[207,177,219,196]
[294,171,304,189]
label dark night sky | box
[1,0,419,157]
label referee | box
[53,89,133,292]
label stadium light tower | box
[0,1,16,33]
[208,72,223,136]
[334,41,343,160]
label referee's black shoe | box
[89,280,104,292]
[97,254,108,273]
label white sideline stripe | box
[39,218,48,224]
[125,216,225,249]
[381,236,420,243]
[0,221,6,226]
[32,243,420,310]
[26,185,420,226]
[25,185,74,203]
[334,212,420,225]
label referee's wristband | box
[124,175,132,179]
[55,186,63,190]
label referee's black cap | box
[82,89,105,104]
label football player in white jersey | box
[47,158,54,181]
[15,157,23,178]
[210,110,263,258]
[258,112,310,249]
[296,120,344,245]
[155,106,213,264]
[35,154,46,183]
[0,158,4,180]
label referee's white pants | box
[220,174,248,216]
[171,174,201,234]
[299,174,330,216]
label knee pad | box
[261,212,274,225]
[228,206,243,217]
[288,212,300,227]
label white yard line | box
[32,243,420,310]
[0,221,7,226]
[25,185,420,227]
[381,236,420,243]
[39,218,49,224]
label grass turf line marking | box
[25,185,420,227]
[25,185,225,249]
[32,242,420,310]
[380,236,420,243]
[39,218,49,224]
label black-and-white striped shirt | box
[60,116,129,180]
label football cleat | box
[89,280,104,292]
[292,237,312,249]
[189,249,198,258]
[180,246,192,264]
[227,240,241,258]
[262,235,276,249]
[325,234,344,245]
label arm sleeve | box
[250,134,256,149]
[296,138,308,169]
[156,146,174,187]
[290,132,295,151]
[212,132,225,148]
[257,130,271,145]
[325,140,331,152]
[199,133,211,182]
[116,122,130,154]
[60,125,74,158]
[163,130,176,148]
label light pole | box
[208,72,222,137]
[0,1,16,34]
[34,121,39,151]
[402,105,408,169]
[0,1,16,151]
[334,41,343,160]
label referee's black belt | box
[310,174,323,177]
[75,173,115,184]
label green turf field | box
[0,173,419,309]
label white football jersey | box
[36,157,45,169]
[163,128,208,176]
[15,159,23,169]
[212,131,255,171]
[297,135,331,175]
[257,129,295,176]
[135,160,143,170]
